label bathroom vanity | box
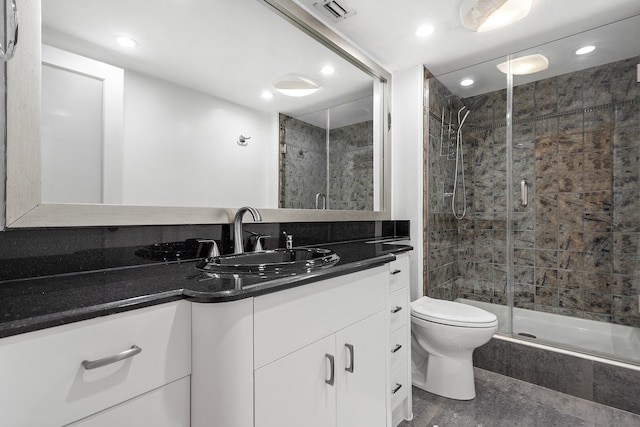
[0,244,411,427]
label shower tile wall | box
[280,115,374,210]
[280,115,327,209]
[328,121,374,210]
[426,56,640,327]
[425,75,466,300]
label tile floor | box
[401,368,640,427]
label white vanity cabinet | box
[387,253,412,426]
[253,266,388,427]
[0,301,191,427]
[254,312,386,427]
[192,259,412,427]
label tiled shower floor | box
[401,368,640,427]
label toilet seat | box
[411,297,498,328]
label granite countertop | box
[0,240,412,339]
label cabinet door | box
[255,335,337,427]
[336,312,387,427]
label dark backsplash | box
[0,220,409,282]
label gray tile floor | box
[401,368,640,427]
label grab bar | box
[520,179,528,207]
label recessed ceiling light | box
[113,35,138,48]
[460,0,533,32]
[576,45,596,55]
[460,78,474,87]
[497,53,549,75]
[273,74,320,97]
[416,24,435,38]
[261,91,274,100]
[321,65,335,75]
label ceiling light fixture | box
[576,45,596,55]
[273,74,320,97]
[416,24,435,38]
[460,0,533,32]
[321,65,335,75]
[460,78,474,87]
[113,35,138,48]
[496,53,549,75]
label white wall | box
[122,71,278,208]
[391,66,424,301]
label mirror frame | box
[5,0,392,227]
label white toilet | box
[410,296,498,400]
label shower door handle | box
[520,179,528,207]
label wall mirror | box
[5,0,391,227]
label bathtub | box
[457,299,640,366]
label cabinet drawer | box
[389,287,409,331]
[67,376,190,427]
[389,325,408,369]
[389,254,410,292]
[390,362,409,409]
[254,266,387,368]
[0,301,191,427]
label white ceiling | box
[295,0,640,96]
[42,0,640,111]
[41,0,374,118]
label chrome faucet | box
[233,206,262,253]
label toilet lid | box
[411,297,498,328]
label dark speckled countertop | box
[0,240,411,339]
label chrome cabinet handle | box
[1,0,18,61]
[521,178,528,207]
[325,353,335,386]
[81,345,142,370]
[391,269,402,275]
[391,344,402,353]
[391,383,402,394]
[391,306,402,314]
[345,344,354,373]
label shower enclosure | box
[425,17,640,366]
[279,96,379,210]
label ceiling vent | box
[313,0,356,22]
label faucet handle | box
[254,235,271,252]
[197,239,220,258]
[282,231,294,249]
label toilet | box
[410,296,498,400]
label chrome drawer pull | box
[325,353,335,386]
[391,306,402,314]
[391,344,402,353]
[391,383,402,394]
[81,345,142,370]
[391,269,402,275]
[345,344,354,373]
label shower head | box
[461,95,488,112]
